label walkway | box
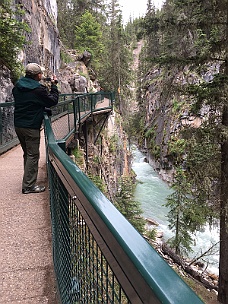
[0,132,58,303]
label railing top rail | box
[44,114,203,304]
[0,91,115,104]
[0,101,14,107]
[0,91,114,154]
[58,91,115,98]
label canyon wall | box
[0,0,60,103]
[139,63,220,183]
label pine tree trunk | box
[175,213,180,254]
[218,5,228,301]
[219,109,228,303]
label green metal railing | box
[0,92,204,303]
[43,93,204,304]
[0,91,114,154]
[0,101,18,154]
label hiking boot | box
[22,185,46,194]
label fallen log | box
[161,243,218,291]
[162,243,185,267]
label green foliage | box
[0,1,30,80]
[183,126,220,211]
[166,168,206,255]
[115,177,145,234]
[125,17,144,42]
[123,111,146,146]
[187,76,225,113]
[75,11,104,70]
[166,126,220,254]
[145,127,155,138]
[88,174,107,193]
[172,99,182,113]
[60,51,74,64]
[72,147,85,168]
[146,228,157,241]
[168,138,186,160]
[152,144,161,159]
[109,135,118,153]
[144,126,162,158]
[57,0,133,112]
[99,0,133,105]
[57,0,106,48]
[194,29,211,57]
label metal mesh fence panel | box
[0,103,17,151]
[0,92,114,153]
[43,92,204,304]
[70,200,130,304]
[50,93,113,142]
[48,161,130,304]
[50,100,75,141]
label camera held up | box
[43,77,58,84]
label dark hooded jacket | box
[13,76,59,129]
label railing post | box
[84,120,88,169]
[57,140,66,152]
[73,98,77,131]
[90,94,94,112]
[77,96,81,123]
[90,94,93,113]
[67,102,71,133]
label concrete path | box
[0,132,58,303]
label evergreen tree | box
[74,10,104,70]
[0,0,29,80]
[56,0,146,265]
[57,0,76,48]
[166,167,213,255]
[57,0,106,48]
[100,0,122,93]
[140,0,228,301]
[171,1,228,301]
[99,0,133,113]
[143,0,160,59]
[115,177,145,234]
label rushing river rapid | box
[131,146,219,275]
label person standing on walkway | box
[13,63,59,194]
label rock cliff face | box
[0,0,97,102]
[18,0,60,73]
[0,66,15,103]
[0,0,131,198]
[0,0,60,103]
[85,110,132,200]
[140,63,220,183]
[140,68,176,183]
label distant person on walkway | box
[13,63,59,194]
